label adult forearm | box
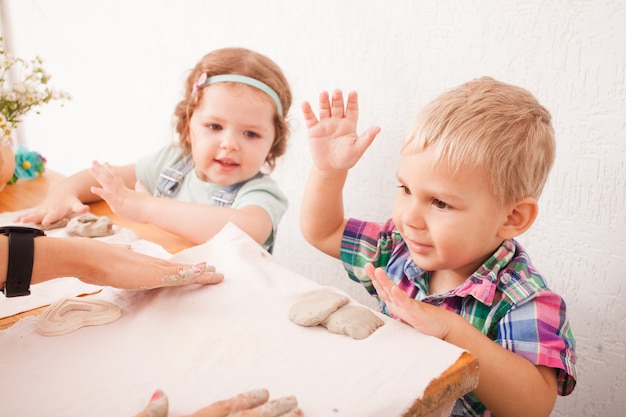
[31,237,104,284]
[0,235,101,286]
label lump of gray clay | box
[288,290,349,327]
[322,305,385,340]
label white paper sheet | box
[0,223,465,417]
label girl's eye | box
[397,185,411,196]
[244,130,260,139]
[432,198,451,209]
[207,123,222,131]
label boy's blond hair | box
[402,77,555,205]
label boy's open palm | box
[302,90,380,171]
[366,263,454,340]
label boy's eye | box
[432,198,451,209]
[397,185,411,195]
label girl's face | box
[392,147,511,285]
[187,83,276,185]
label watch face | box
[0,226,45,236]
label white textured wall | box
[4,1,625,415]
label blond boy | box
[300,77,576,416]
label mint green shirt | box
[135,145,288,250]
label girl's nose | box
[220,132,240,151]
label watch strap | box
[1,226,45,297]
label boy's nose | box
[402,203,427,230]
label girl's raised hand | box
[89,161,150,223]
[302,90,380,171]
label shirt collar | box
[403,240,517,305]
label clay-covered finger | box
[160,262,224,286]
[257,396,298,417]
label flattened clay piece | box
[289,290,350,327]
[66,213,114,237]
[322,305,385,340]
[39,218,69,230]
[36,297,122,336]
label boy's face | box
[187,83,276,185]
[392,148,510,280]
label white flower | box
[0,36,71,139]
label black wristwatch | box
[1,226,46,297]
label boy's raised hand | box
[302,90,380,171]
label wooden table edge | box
[404,351,479,416]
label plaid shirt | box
[340,218,577,417]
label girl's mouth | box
[215,158,239,168]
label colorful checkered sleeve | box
[340,218,400,295]
[497,290,577,395]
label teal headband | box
[193,74,283,116]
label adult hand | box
[135,389,302,417]
[301,90,380,172]
[41,237,225,290]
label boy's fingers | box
[344,91,359,120]
[318,91,331,118]
[301,101,319,128]
[330,89,345,118]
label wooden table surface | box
[0,171,479,417]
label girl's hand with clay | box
[135,389,303,417]
[14,161,138,228]
[301,90,380,172]
[14,185,91,227]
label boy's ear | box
[497,197,538,239]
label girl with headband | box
[17,48,292,252]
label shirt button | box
[500,274,512,284]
